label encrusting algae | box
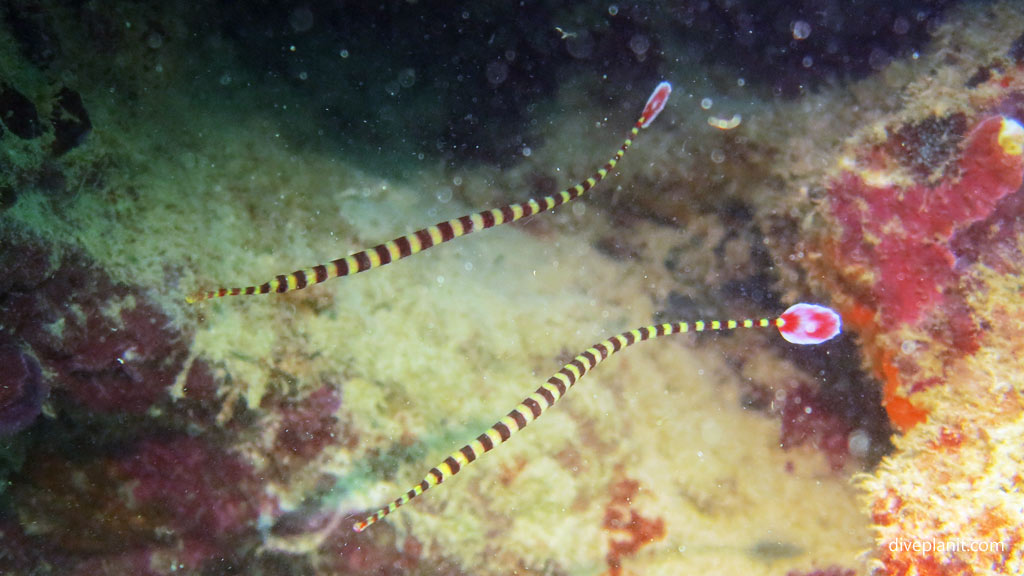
[791,3,1024,574]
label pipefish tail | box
[352,303,841,532]
[186,81,673,303]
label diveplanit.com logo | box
[889,538,1007,554]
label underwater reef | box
[1,1,1023,575]
[806,12,1024,575]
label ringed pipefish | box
[186,81,842,533]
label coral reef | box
[831,115,1022,329]
[604,476,667,576]
[861,271,1024,576]
[1,240,188,414]
[263,384,347,477]
[0,234,281,573]
[797,4,1024,574]
[824,113,1024,430]
[13,436,275,575]
[7,0,1023,575]
[0,335,46,436]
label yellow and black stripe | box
[353,314,778,532]
[186,110,657,303]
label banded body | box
[353,303,842,532]
[187,82,673,303]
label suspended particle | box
[791,20,811,40]
[708,114,742,130]
[398,68,417,88]
[848,429,872,459]
[289,6,314,32]
[629,34,650,57]
[869,48,892,71]
[486,61,509,86]
[565,30,594,59]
